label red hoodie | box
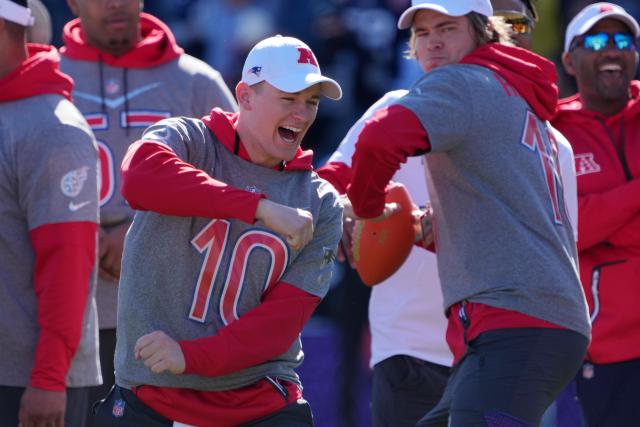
[346,43,565,364]
[552,82,640,364]
[0,44,72,102]
[60,13,182,68]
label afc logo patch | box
[574,153,601,176]
[297,47,318,66]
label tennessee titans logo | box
[248,66,262,77]
[60,166,89,197]
[112,399,125,417]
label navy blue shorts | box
[417,328,588,427]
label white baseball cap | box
[242,35,342,100]
[397,0,493,30]
[0,0,34,26]
[564,2,640,53]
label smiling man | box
[552,3,640,425]
[90,35,344,427]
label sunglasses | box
[495,12,535,35]
[570,32,637,52]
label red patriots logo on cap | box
[599,5,614,13]
[297,48,318,66]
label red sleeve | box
[178,282,319,377]
[316,162,352,194]
[348,105,430,218]
[607,213,640,249]
[29,222,97,391]
[121,141,265,225]
[576,178,640,251]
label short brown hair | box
[406,12,513,59]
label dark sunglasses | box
[495,12,535,34]
[570,32,637,52]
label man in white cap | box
[0,1,100,426]
[343,1,592,426]
[91,35,343,426]
[552,3,640,425]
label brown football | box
[352,183,415,286]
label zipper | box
[596,117,632,181]
[589,259,626,323]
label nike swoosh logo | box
[74,82,162,109]
[69,200,91,212]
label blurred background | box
[39,1,640,426]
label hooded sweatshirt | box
[114,109,341,424]
[0,44,99,390]
[552,82,640,364]
[347,43,591,361]
[60,13,237,329]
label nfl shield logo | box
[105,79,120,95]
[112,399,125,417]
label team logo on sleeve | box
[575,153,601,176]
[60,166,89,197]
[322,246,336,265]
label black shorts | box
[417,328,588,427]
[371,355,449,427]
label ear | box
[66,0,79,16]
[236,82,253,110]
[561,52,577,77]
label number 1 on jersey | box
[520,111,563,225]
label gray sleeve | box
[141,117,214,169]
[397,67,472,153]
[18,121,99,230]
[191,65,238,116]
[280,183,343,298]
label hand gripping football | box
[352,183,415,286]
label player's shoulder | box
[18,95,93,143]
[311,172,342,211]
[145,115,208,139]
[176,53,223,80]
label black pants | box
[417,328,588,427]
[576,358,640,426]
[371,355,449,427]
[0,385,89,427]
[87,328,117,427]
[94,385,314,426]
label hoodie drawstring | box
[123,67,130,136]
[98,54,106,113]
[597,117,631,181]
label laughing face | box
[563,18,639,114]
[237,82,320,167]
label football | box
[352,182,415,286]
